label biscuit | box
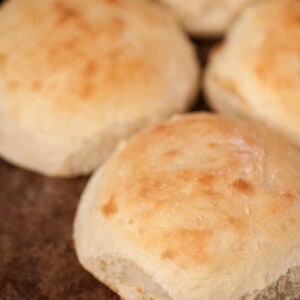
[157,0,255,36]
[74,113,300,300]
[0,0,200,176]
[205,0,300,147]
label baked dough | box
[74,113,300,300]
[0,0,200,176]
[157,0,255,36]
[205,0,300,147]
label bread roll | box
[205,0,300,147]
[0,0,200,177]
[74,113,300,300]
[157,0,255,36]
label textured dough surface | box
[205,0,300,147]
[74,113,300,300]
[157,0,255,36]
[0,0,200,177]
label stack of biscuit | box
[0,0,299,299]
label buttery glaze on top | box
[99,114,300,269]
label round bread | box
[74,113,300,300]
[205,0,300,147]
[0,0,200,177]
[157,0,255,36]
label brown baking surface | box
[0,161,119,300]
[0,37,219,299]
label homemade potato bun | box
[0,0,200,177]
[157,0,255,36]
[205,0,300,147]
[74,113,300,300]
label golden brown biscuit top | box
[97,114,300,269]
[227,0,300,124]
[0,0,168,99]
[206,0,300,148]
[0,0,197,137]
[251,0,300,104]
